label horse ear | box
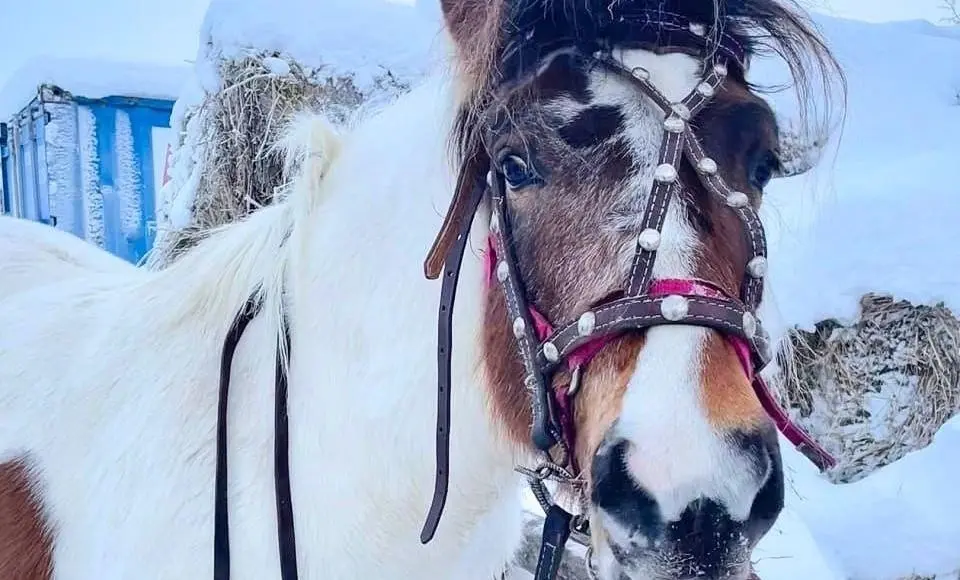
[440,0,496,54]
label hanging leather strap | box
[215,296,262,580]
[423,153,488,279]
[215,295,299,580]
[274,320,299,579]
[420,170,487,544]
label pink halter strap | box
[482,235,836,470]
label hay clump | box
[149,51,409,266]
[776,293,960,483]
[777,119,827,178]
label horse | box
[0,0,844,578]
[0,215,134,297]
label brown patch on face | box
[686,74,780,433]
[698,333,765,431]
[481,274,647,465]
[481,287,533,446]
[0,457,54,580]
[571,334,646,485]
[688,78,781,268]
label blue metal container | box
[1,85,176,264]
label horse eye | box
[750,150,781,191]
[500,154,536,189]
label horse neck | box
[282,70,521,501]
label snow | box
[781,418,960,579]
[152,75,207,247]
[745,15,960,578]
[262,56,292,77]
[0,57,189,119]
[801,0,945,24]
[43,103,83,236]
[755,15,960,335]
[198,0,445,93]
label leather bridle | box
[210,12,837,580]
[418,14,837,580]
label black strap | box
[275,320,299,579]
[215,295,299,580]
[534,505,574,580]
[215,296,262,580]
[420,172,487,544]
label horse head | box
[425,1,844,578]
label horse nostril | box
[668,498,745,572]
[590,437,661,539]
[589,430,783,579]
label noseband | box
[420,17,836,580]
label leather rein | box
[210,14,836,580]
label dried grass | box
[150,51,409,265]
[775,293,960,483]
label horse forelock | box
[447,0,846,168]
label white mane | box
[134,111,343,363]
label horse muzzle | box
[587,434,781,580]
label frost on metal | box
[114,109,143,238]
[776,294,960,483]
[78,105,104,248]
[44,103,82,236]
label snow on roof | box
[199,0,448,90]
[0,57,190,118]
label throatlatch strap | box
[215,296,262,580]
[420,173,487,544]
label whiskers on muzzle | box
[589,429,782,580]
